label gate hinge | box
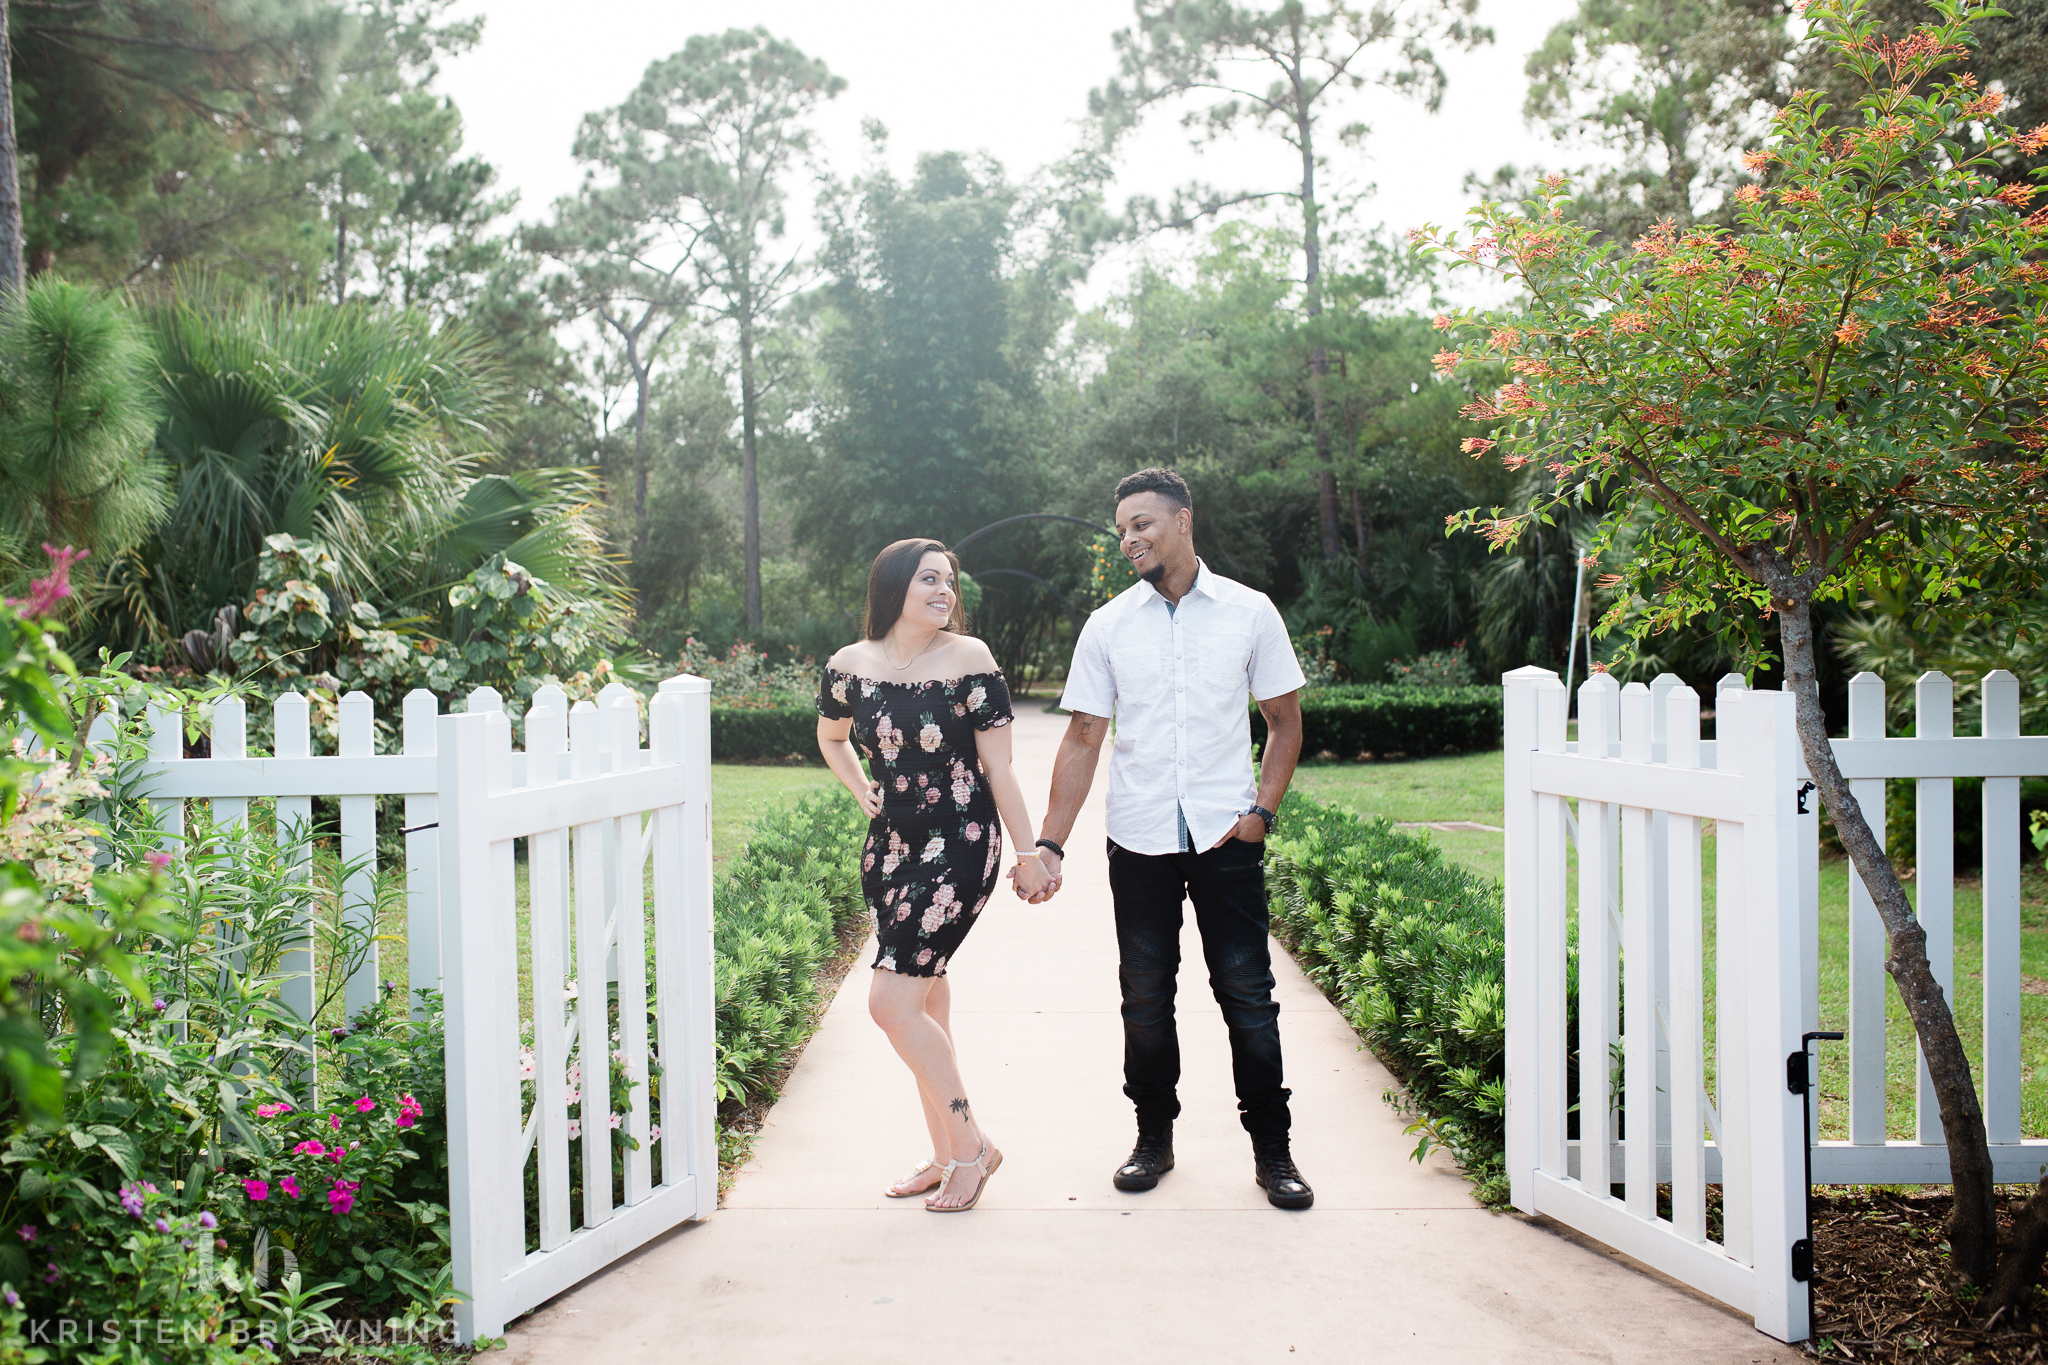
[1796,781,1816,815]
[1791,1238,1813,1282]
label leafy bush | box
[710,706,823,764]
[1266,793,1515,1204]
[712,792,866,1111]
[1253,685,1502,760]
[676,638,821,709]
[1384,647,1478,688]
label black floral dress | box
[816,667,1014,977]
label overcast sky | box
[435,0,1582,306]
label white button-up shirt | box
[1060,560,1306,856]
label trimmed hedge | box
[712,705,823,763]
[1265,793,1516,1203]
[1254,685,1501,760]
[712,791,866,1111]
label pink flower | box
[608,1113,623,1130]
[328,1148,345,1164]
[566,1087,581,1105]
[328,1114,342,1131]
[353,1096,376,1113]
[916,949,933,966]
[327,1180,358,1216]
[567,1118,583,1141]
[242,1180,269,1202]
[17,1225,35,1243]
[256,1102,293,1118]
[281,1177,302,1199]
[292,1140,326,1157]
[16,544,87,618]
[965,823,982,841]
[397,1094,423,1129]
[145,849,172,870]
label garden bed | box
[1805,1187,2048,1362]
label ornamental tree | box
[1423,0,2048,1308]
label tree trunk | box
[630,361,651,562]
[0,0,21,294]
[1296,100,1340,561]
[1351,486,1367,573]
[739,310,762,631]
[1775,588,2000,1283]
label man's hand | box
[1210,812,1267,849]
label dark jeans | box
[1107,835,1291,1139]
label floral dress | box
[816,667,1014,977]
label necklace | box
[883,630,945,670]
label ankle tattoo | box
[949,1097,972,1123]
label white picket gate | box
[1503,664,2048,1344]
[130,675,718,1342]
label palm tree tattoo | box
[949,1097,971,1123]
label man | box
[1030,467,1312,1210]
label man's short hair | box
[1113,467,1192,511]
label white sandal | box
[883,1159,942,1199]
[924,1139,1002,1213]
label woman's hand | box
[1012,856,1053,901]
[856,780,883,818]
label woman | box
[816,538,1053,1212]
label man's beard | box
[1138,558,1166,585]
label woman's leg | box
[886,976,955,1196]
[869,968,991,1208]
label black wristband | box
[1035,837,1066,860]
[1247,805,1277,835]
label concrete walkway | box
[501,706,1798,1364]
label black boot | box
[1113,1125,1175,1192]
[1253,1136,1313,1210]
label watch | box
[1247,805,1277,835]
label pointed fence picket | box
[1505,665,2048,1346]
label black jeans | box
[1107,835,1291,1138]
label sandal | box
[925,1139,1002,1213]
[883,1160,943,1199]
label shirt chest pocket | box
[1198,624,1253,694]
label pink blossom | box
[327,1180,358,1216]
[292,1140,326,1157]
[328,1114,342,1131]
[256,1102,293,1118]
[15,544,88,618]
[281,1177,302,1199]
[242,1180,269,1202]
[607,1113,623,1130]
[965,823,982,841]
[145,849,172,870]
[567,1118,583,1141]
[353,1096,376,1113]
[16,1225,34,1243]
[649,1125,662,1142]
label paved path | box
[501,706,1798,1364]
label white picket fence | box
[1502,665,2048,1344]
[132,676,717,1342]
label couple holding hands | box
[814,468,1312,1216]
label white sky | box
[435,0,1581,309]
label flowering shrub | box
[676,637,819,709]
[1383,646,1477,688]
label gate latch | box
[1796,781,1816,815]
[1791,1238,1813,1282]
[1786,1049,1810,1095]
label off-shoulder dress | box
[816,667,1014,977]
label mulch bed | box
[1806,1188,2048,1362]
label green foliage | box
[677,639,819,709]
[711,793,865,1110]
[709,708,824,764]
[1431,0,2048,664]
[0,279,172,588]
[1385,648,1479,688]
[1265,793,1512,1203]
[1254,686,1503,760]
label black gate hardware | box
[399,822,439,835]
[1792,1032,1845,1329]
[1796,781,1817,814]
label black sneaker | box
[1112,1127,1175,1192]
[1253,1137,1314,1210]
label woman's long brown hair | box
[863,539,965,639]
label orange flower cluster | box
[2019,125,2048,156]
[1488,326,1521,353]
[1612,309,1654,334]
[1964,90,2006,119]
[1994,183,2039,209]
[1481,518,1524,547]
[1432,314,1455,331]
[1633,221,1680,257]
[1883,227,1911,248]
[1510,355,1554,378]
[1459,396,1499,422]
[1640,402,1683,426]
[1432,349,1460,375]
[1782,188,1822,207]
[1496,383,1547,414]
[1460,437,1496,456]
[1742,149,1772,174]
[1834,317,1870,347]
[1734,185,1765,205]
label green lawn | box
[1285,749,2048,1143]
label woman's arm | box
[817,716,882,818]
[973,722,1049,898]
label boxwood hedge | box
[1255,685,1502,761]
[1265,793,1518,1204]
[712,705,822,763]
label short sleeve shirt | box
[1059,560,1305,855]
